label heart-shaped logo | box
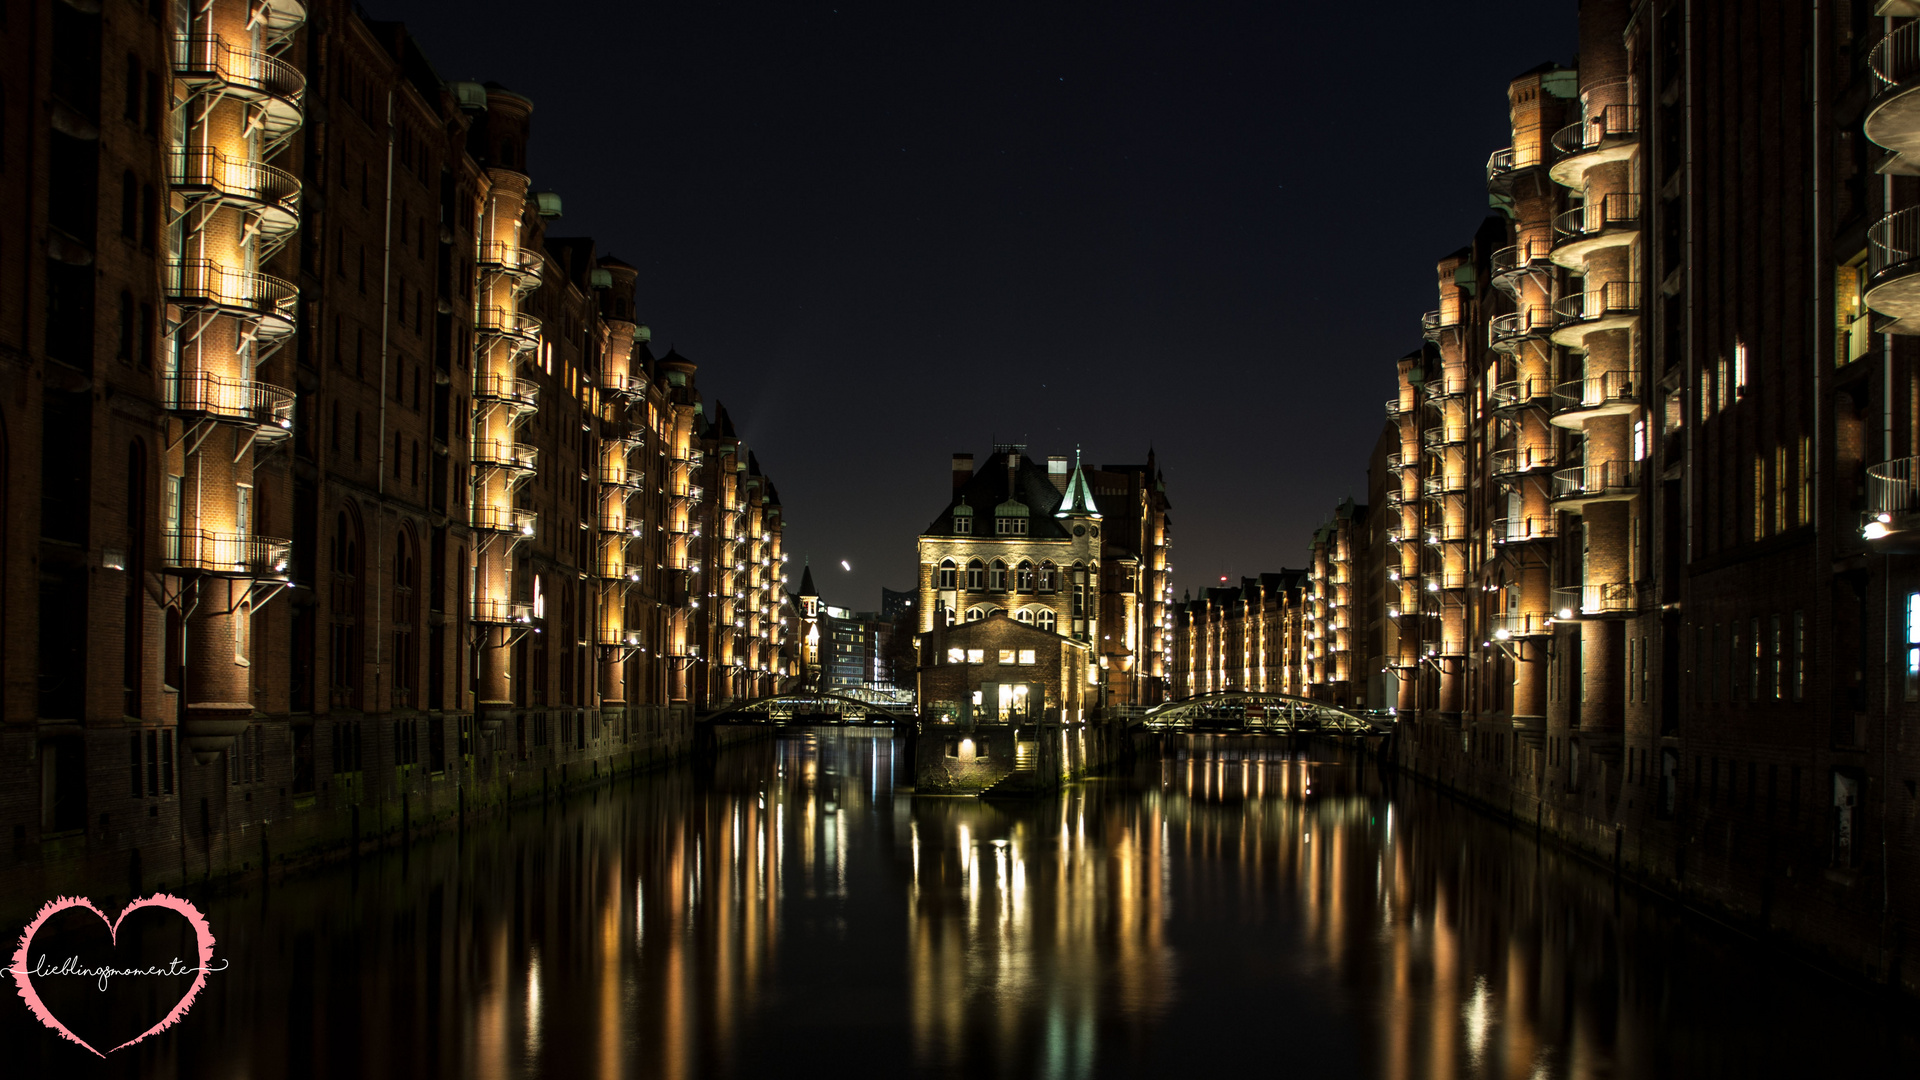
[10,894,216,1057]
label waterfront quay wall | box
[1393,724,1917,997]
[0,706,771,927]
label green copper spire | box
[1056,446,1100,518]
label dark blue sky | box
[375,0,1578,609]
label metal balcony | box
[1386,396,1404,418]
[1422,424,1469,450]
[1549,369,1638,428]
[1551,583,1640,620]
[1491,515,1558,545]
[1490,375,1552,413]
[1491,445,1557,477]
[1421,471,1467,497]
[166,370,294,434]
[1486,143,1547,190]
[1548,94,1639,190]
[472,597,535,625]
[1490,237,1553,292]
[599,460,641,488]
[1489,612,1553,639]
[168,147,300,239]
[1550,459,1638,510]
[476,242,543,290]
[167,259,297,338]
[1419,637,1467,658]
[1866,456,1920,549]
[1423,522,1469,548]
[471,505,536,536]
[1550,192,1641,269]
[471,438,538,474]
[1387,452,1415,472]
[1421,308,1462,340]
[172,36,304,152]
[1866,207,1920,327]
[473,372,539,413]
[1867,23,1920,172]
[1550,280,1640,348]
[475,308,542,354]
[603,371,648,398]
[164,529,291,578]
[1490,306,1553,351]
[1423,371,1472,401]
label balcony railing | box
[168,147,300,220]
[1553,280,1641,328]
[603,371,648,397]
[166,369,294,431]
[1424,522,1469,546]
[1551,369,1637,417]
[472,597,535,625]
[1386,396,1403,418]
[1386,524,1413,544]
[172,35,305,107]
[167,259,298,331]
[1491,515,1558,545]
[1485,143,1546,181]
[164,529,291,577]
[1423,372,1471,400]
[1869,207,1920,283]
[1421,308,1461,336]
[1491,445,1557,476]
[599,461,640,487]
[471,438,538,472]
[471,505,536,535]
[1550,103,1639,158]
[1552,583,1639,619]
[1868,456,1920,521]
[1491,237,1553,278]
[1552,192,1641,242]
[476,241,543,281]
[1490,306,1553,347]
[1490,375,1552,411]
[1488,612,1552,639]
[1552,459,1639,500]
[1421,472,1466,496]
[473,372,539,409]
[1387,452,1415,472]
[1872,21,1920,91]
[1422,425,1469,450]
[475,307,542,347]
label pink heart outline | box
[10,893,217,1058]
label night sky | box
[373,0,1577,610]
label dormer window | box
[996,516,1027,535]
[952,501,974,535]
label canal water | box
[8,730,1918,1078]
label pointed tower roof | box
[1055,446,1100,518]
[799,560,817,598]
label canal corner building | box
[0,0,794,915]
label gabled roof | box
[922,449,1077,539]
[799,562,817,597]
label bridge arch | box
[1141,691,1384,735]
[705,689,917,726]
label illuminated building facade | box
[0,0,789,904]
[1169,572,1308,700]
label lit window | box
[966,649,984,664]
[1907,593,1920,701]
[1018,649,1037,665]
[998,649,1015,664]
[948,647,964,664]
[938,559,956,589]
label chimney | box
[951,453,974,490]
[1047,456,1069,494]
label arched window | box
[1037,610,1057,633]
[988,559,1007,590]
[937,558,956,589]
[966,559,985,590]
[1038,561,1057,592]
[1015,609,1034,624]
[966,607,985,622]
[943,606,956,627]
[1016,560,1034,591]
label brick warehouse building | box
[0,0,789,909]
[1360,0,1920,991]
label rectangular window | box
[966,649,984,664]
[1775,446,1788,533]
[1794,610,1806,702]
[1733,339,1749,392]
[947,647,964,664]
[1753,455,1765,541]
[1771,614,1782,700]
[1799,437,1814,525]
[145,730,159,796]
[998,649,1015,664]
[953,516,970,534]
[1750,617,1762,701]
[1633,419,1646,461]
[130,732,142,797]
[1018,649,1037,665]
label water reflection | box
[8,731,1916,1078]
